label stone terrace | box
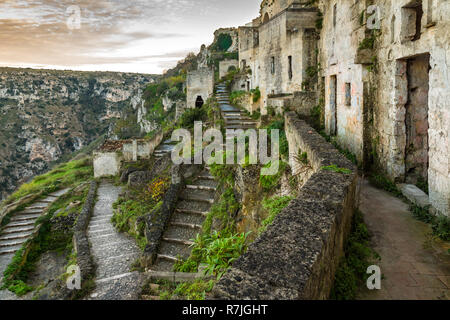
[212,112,358,299]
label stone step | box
[164,226,198,242]
[90,215,113,222]
[159,241,191,261]
[156,254,181,264]
[197,175,215,181]
[41,195,58,203]
[91,241,139,260]
[170,221,202,230]
[180,195,214,204]
[48,188,71,198]
[0,238,27,248]
[96,253,139,280]
[150,259,174,272]
[192,178,218,189]
[88,230,117,239]
[10,213,41,222]
[172,211,206,226]
[95,272,136,284]
[5,220,35,228]
[17,209,43,215]
[175,208,208,217]
[2,225,35,234]
[31,202,51,208]
[225,125,257,130]
[0,231,33,241]
[88,225,115,233]
[0,244,22,255]
[162,237,195,246]
[186,184,217,192]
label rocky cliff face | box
[0,68,157,200]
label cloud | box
[0,0,261,73]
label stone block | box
[398,184,431,208]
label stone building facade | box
[185,67,215,110]
[219,59,239,79]
[317,0,449,216]
[238,1,319,114]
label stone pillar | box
[132,140,138,162]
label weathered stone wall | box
[318,0,367,164]
[186,68,215,110]
[213,112,357,299]
[122,132,163,162]
[219,59,239,79]
[73,181,98,282]
[317,0,449,216]
[238,5,319,115]
[373,0,449,216]
[93,152,122,178]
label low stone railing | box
[212,112,358,299]
[73,180,98,282]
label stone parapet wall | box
[212,112,357,299]
[73,181,98,281]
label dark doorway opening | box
[195,96,204,108]
[330,75,337,136]
[405,53,430,185]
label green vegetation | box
[358,34,376,50]
[251,87,261,103]
[321,165,352,175]
[259,160,288,191]
[330,210,380,300]
[3,157,93,206]
[2,212,74,296]
[174,187,247,279]
[259,196,294,233]
[263,119,289,158]
[212,33,233,52]
[143,279,215,300]
[112,172,170,251]
[410,205,450,241]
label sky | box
[0,0,261,74]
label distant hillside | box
[0,68,158,200]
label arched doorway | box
[195,96,204,108]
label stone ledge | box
[212,113,357,300]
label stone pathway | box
[154,139,176,159]
[0,188,70,279]
[358,179,450,300]
[87,181,142,300]
[150,167,217,272]
[216,84,258,130]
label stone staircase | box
[87,181,142,300]
[154,139,176,158]
[150,167,217,272]
[0,188,70,278]
[216,84,258,130]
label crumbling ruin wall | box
[219,59,239,79]
[186,68,215,110]
[257,8,318,114]
[213,112,357,299]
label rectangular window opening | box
[288,56,293,80]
